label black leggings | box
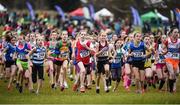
[32,64,44,83]
[97,60,109,74]
[5,60,16,68]
[111,68,121,82]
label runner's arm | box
[27,47,36,60]
[0,47,8,58]
[95,43,105,56]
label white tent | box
[94,8,114,20]
[0,4,7,11]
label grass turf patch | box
[0,74,180,104]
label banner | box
[26,2,35,20]
[83,7,91,19]
[174,8,180,29]
[54,5,65,21]
[130,6,141,26]
[89,4,95,20]
[170,10,174,22]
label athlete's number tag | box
[18,54,26,60]
[80,50,89,58]
[100,51,108,57]
[38,53,45,59]
[61,52,68,58]
[133,52,144,57]
[171,53,179,59]
[114,58,121,63]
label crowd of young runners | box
[0,27,179,95]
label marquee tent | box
[69,8,84,16]
[94,8,114,20]
[0,4,7,11]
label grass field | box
[0,74,180,104]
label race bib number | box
[37,52,45,59]
[113,58,121,63]
[18,54,26,60]
[61,52,69,59]
[171,53,179,59]
[99,51,108,57]
[80,50,90,58]
[133,52,144,57]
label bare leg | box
[8,65,17,89]
[77,62,86,92]
[133,67,140,93]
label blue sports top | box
[5,43,16,61]
[16,43,30,60]
[32,46,46,65]
[129,41,146,61]
[111,48,123,69]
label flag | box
[54,5,65,21]
[170,10,174,22]
[26,2,35,20]
[89,4,95,20]
[130,6,141,26]
[174,8,180,29]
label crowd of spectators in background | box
[0,11,179,41]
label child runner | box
[155,35,168,91]
[129,32,147,94]
[165,27,179,93]
[96,32,110,93]
[58,30,71,91]
[111,38,125,92]
[0,32,17,90]
[72,30,94,93]
[123,33,134,91]
[16,35,33,93]
[143,35,153,91]
[0,36,6,79]
[46,32,59,89]
[28,35,47,94]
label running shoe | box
[69,75,74,81]
[92,80,96,85]
[85,85,92,90]
[60,85,65,91]
[112,88,116,92]
[96,88,100,94]
[105,86,109,93]
[125,86,130,92]
[7,85,12,91]
[16,83,19,89]
[80,86,85,93]
[135,90,142,94]
[36,90,39,95]
[30,89,35,93]
[64,81,68,89]
[72,84,78,91]
[51,83,55,89]
[19,86,23,93]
